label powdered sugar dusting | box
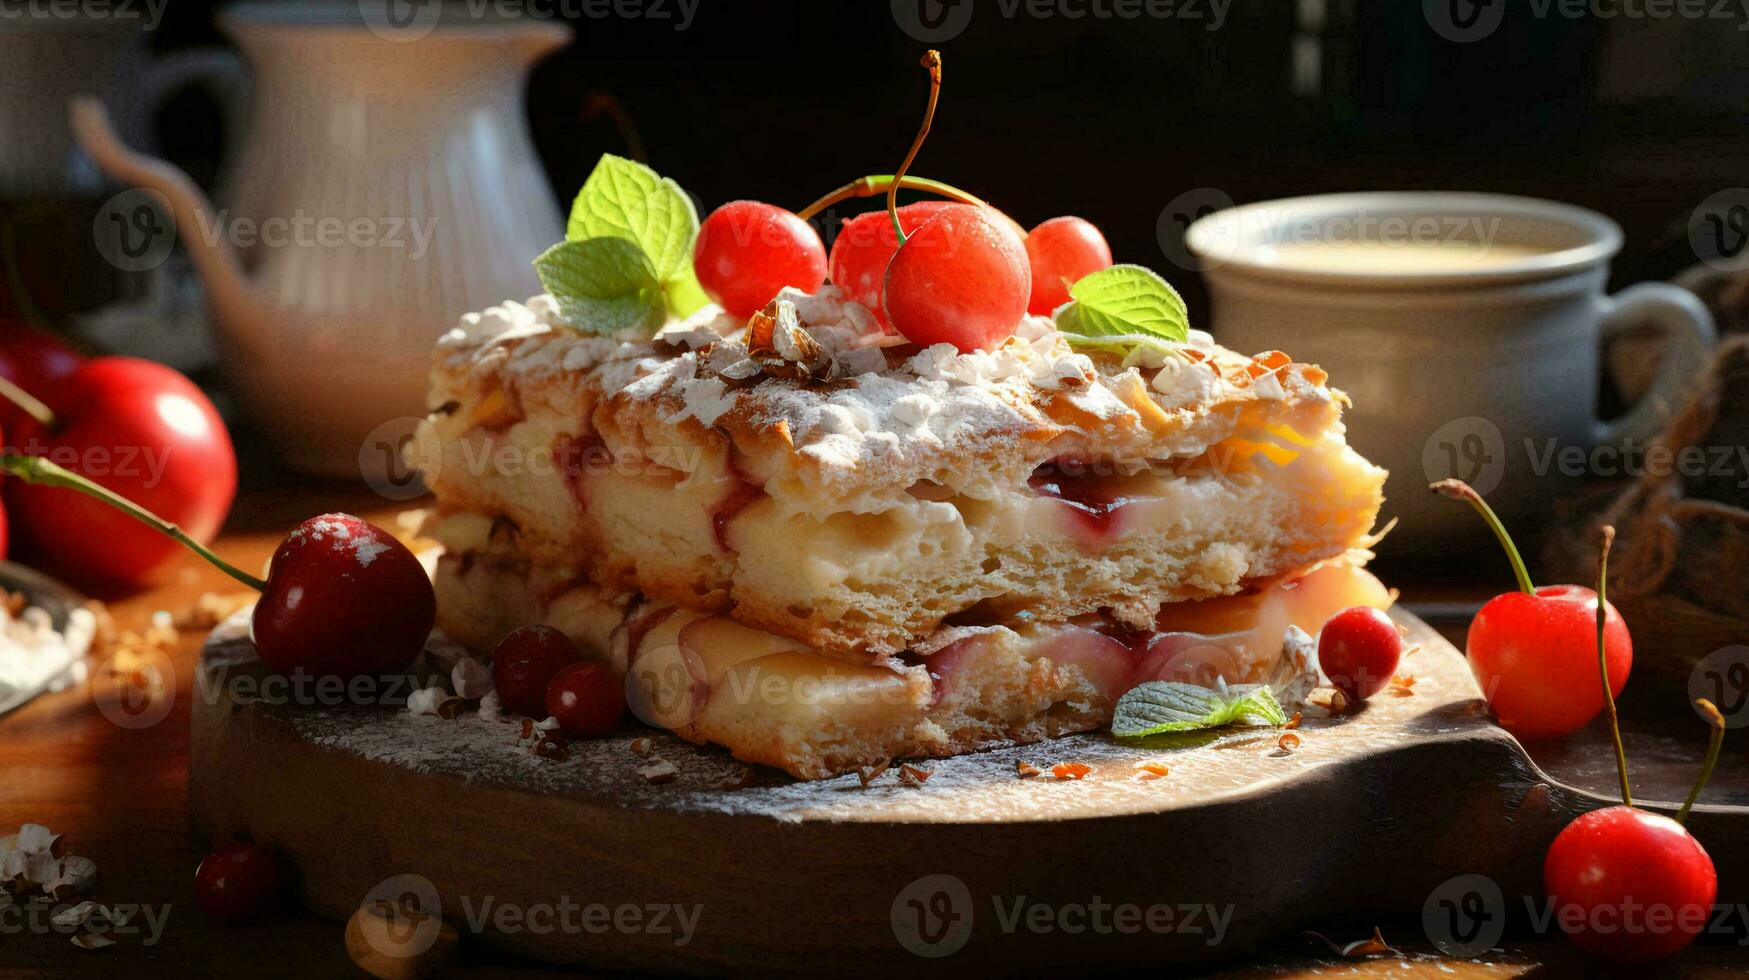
[433,285,1338,508]
[352,537,390,568]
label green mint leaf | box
[1056,331,1185,368]
[663,265,712,319]
[534,237,667,337]
[1055,264,1189,349]
[1111,680,1287,738]
[566,154,699,283]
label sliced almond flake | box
[25,852,61,886]
[51,900,100,927]
[897,763,933,786]
[435,695,466,720]
[1277,732,1302,753]
[71,932,116,951]
[856,758,891,788]
[1284,711,1304,730]
[16,824,57,856]
[1308,687,1349,715]
[628,737,654,757]
[532,736,567,760]
[450,657,493,700]
[1051,762,1091,781]
[1015,761,1041,779]
[639,759,679,785]
[49,861,98,902]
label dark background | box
[129,0,1749,323]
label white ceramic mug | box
[1186,193,1716,554]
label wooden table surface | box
[2,484,1746,978]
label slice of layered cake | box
[414,130,1389,779]
[416,284,1390,778]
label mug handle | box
[1592,282,1716,447]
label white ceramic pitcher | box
[71,3,568,477]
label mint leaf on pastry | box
[1055,264,1190,353]
[534,236,667,338]
[1111,679,1287,738]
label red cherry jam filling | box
[554,434,608,507]
[1027,458,1133,541]
[709,452,766,553]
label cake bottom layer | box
[434,553,1391,779]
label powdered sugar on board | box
[199,611,1479,825]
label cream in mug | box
[1250,240,1552,274]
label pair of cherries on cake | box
[693,53,1110,355]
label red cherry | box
[0,328,82,432]
[693,201,828,318]
[1317,605,1402,702]
[1433,480,1635,740]
[252,514,436,679]
[545,661,624,738]
[194,841,283,925]
[883,204,1032,352]
[827,201,957,330]
[491,624,582,719]
[7,356,235,589]
[1024,216,1113,315]
[1544,806,1716,962]
[1468,585,1631,740]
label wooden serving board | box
[188,611,1748,975]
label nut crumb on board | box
[898,763,933,786]
[857,758,892,787]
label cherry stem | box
[795,175,988,223]
[888,50,943,246]
[1596,524,1631,809]
[1677,698,1726,825]
[0,375,55,429]
[1429,479,1533,595]
[0,453,267,592]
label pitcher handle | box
[142,49,252,194]
[1593,282,1716,447]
